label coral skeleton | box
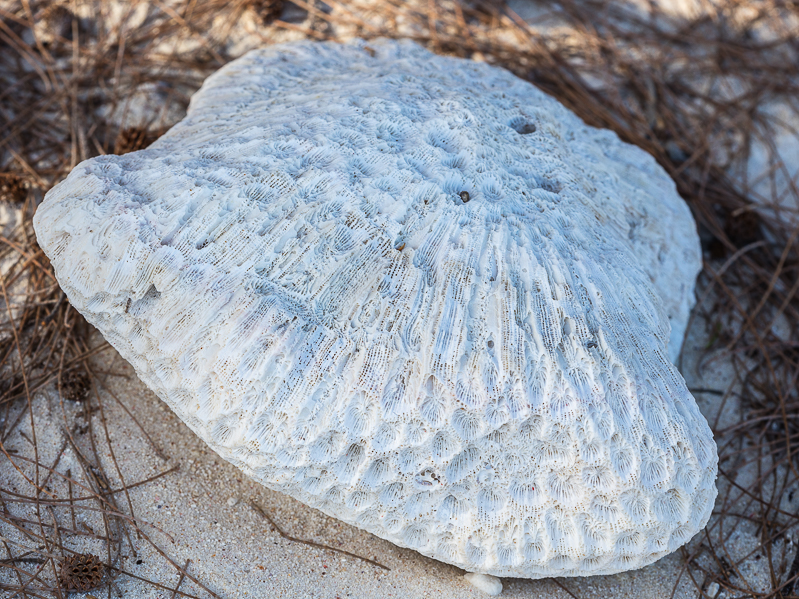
[33,38,717,578]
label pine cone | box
[115,127,164,155]
[725,209,762,248]
[59,554,104,592]
[61,369,90,402]
[35,4,74,45]
[0,173,27,203]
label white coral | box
[33,38,716,578]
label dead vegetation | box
[1,0,798,597]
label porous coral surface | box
[33,38,715,578]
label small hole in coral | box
[487,340,494,349]
[509,118,537,135]
[541,180,562,194]
[459,191,470,203]
[415,468,440,487]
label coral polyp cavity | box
[33,38,716,578]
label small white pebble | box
[706,582,720,598]
[227,496,239,507]
[464,573,503,596]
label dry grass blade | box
[2,0,798,597]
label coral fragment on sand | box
[34,38,716,578]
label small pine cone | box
[61,369,90,402]
[59,554,104,592]
[115,127,163,155]
[724,209,762,248]
[0,172,27,203]
[35,4,74,45]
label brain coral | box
[33,38,717,578]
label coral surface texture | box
[34,38,716,578]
